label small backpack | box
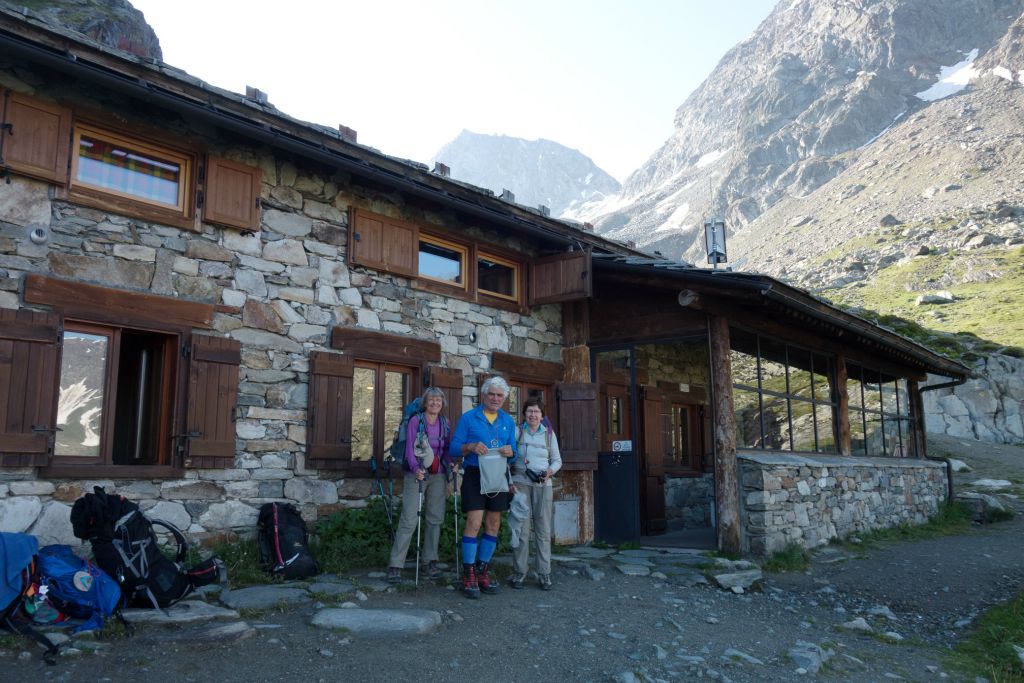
[1,532,60,664]
[386,398,450,471]
[71,487,223,609]
[257,503,319,580]
[35,544,123,634]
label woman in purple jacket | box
[386,387,450,583]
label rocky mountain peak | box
[583,0,1024,264]
[3,0,162,60]
[432,130,621,217]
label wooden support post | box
[908,379,927,459]
[835,355,851,455]
[560,300,595,543]
[708,315,741,555]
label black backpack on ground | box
[257,503,319,580]
[70,487,223,609]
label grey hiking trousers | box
[511,480,553,576]
[388,471,447,567]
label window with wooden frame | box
[668,402,703,472]
[477,252,520,302]
[69,123,196,224]
[351,361,417,466]
[0,275,236,477]
[0,95,262,233]
[349,208,528,309]
[53,322,178,468]
[418,234,469,290]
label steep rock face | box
[4,0,162,59]
[587,0,1024,262]
[432,130,620,217]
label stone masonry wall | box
[738,453,947,556]
[664,474,713,529]
[0,66,563,545]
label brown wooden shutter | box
[306,350,354,470]
[0,310,60,466]
[428,366,464,435]
[185,335,240,468]
[555,382,598,470]
[528,250,591,306]
[348,208,418,277]
[0,90,71,185]
[203,155,262,231]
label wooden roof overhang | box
[591,255,970,382]
[0,8,644,260]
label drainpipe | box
[918,375,969,504]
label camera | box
[526,469,545,484]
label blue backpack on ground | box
[36,544,122,634]
[1,532,60,664]
[387,397,450,471]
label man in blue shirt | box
[449,375,517,598]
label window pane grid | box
[730,330,837,454]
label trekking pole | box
[371,457,395,542]
[450,462,461,580]
[414,478,424,588]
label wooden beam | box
[331,326,441,364]
[835,355,851,456]
[24,274,214,329]
[491,351,563,383]
[709,315,741,554]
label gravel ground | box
[4,436,1022,682]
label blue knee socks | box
[478,534,498,564]
[461,536,478,565]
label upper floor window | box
[418,235,468,289]
[477,253,519,301]
[73,125,190,212]
[70,124,194,220]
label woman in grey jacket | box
[508,396,562,590]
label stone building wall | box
[0,68,563,545]
[738,453,947,556]
[664,474,714,529]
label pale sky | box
[129,1,777,182]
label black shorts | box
[459,466,509,513]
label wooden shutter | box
[555,382,598,470]
[428,366,464,435]
[0,310,60,466]
[0,90,71,185]
[185,335,240,468]
[307,350,354,470]
[348,208,418,277]
[203,155,262,231]
[529,250,591,305]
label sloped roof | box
[592,254,970,380]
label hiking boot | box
[508,572,525,590]
[386,566,402,584]
[424,561,443,580]
[538,573,552,591]
[462,564,480,599]
[477,562,499,595]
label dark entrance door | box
[595,450,639,544]
[640,386,669,535]
[593,349,639,543]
